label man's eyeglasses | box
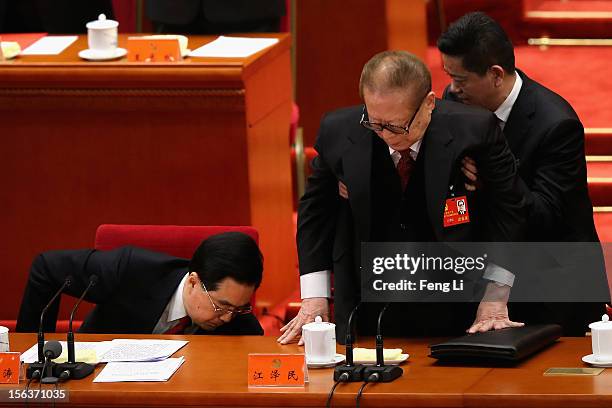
[360,105,419,135]
[201,282,253,316]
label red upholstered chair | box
[94,224,258,258]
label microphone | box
[334,302,366,382]
[40,340,62,384]
[55,275,98,380]
[362,303,403,383]
[27,276,71,379]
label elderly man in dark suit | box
[437,12,609,335]
[278,50,528,344]
[16,232,263,335]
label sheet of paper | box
[189,36,278,58]
[93,356,185,382]
[20,341,113,364]
[21,36,77,55]
[99,339,188,362]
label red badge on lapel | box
[443,196,470,227]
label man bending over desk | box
[16,232,263,335]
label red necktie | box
[396,150,416,191]
[164,316,191,334]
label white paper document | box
[21,341,113,364]
[99,339,188,362]
[93,356,185,382]
[21,36,78,55]
[189,36,279,58]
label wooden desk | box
[0,34,295,319]
[2,334,609,408]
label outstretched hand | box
[277,297,329,345]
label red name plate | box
[0,353,21,384]
[247,354,306,387]
[127,38,181,62]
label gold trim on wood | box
[588,177,612,183]
[528,38,612,46]
[594,207,612,212]
[0,88,245,97]
[526,10,612,19]
[587,156,612,162]
[586,128,612,134]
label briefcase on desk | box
[429,324,562,363]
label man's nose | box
[219,312,233,323]
[450,81,462,94]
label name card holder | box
[127,38,181,62]
[248,354,307,387]
[0,353,21,384]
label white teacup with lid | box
[589,314,612,362]
[86,14,118,55]
[302,316,336,363]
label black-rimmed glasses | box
[201,282,253,316]
[360,105,419,135]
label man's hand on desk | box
[468,282,524,333]
[277,297,329,345]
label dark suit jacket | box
[443,71,609,335]
[146,0,285,25]
[0,0,114,34]
[444,70,597,242]
[297,99,526,338]
[16,247,263,335]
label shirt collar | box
[167,273,189,322]
[388,138,422,158]
[494,73,523,125]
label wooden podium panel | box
[0,34,296,319]
[3,334,610,408]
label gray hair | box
[359,50,431,102]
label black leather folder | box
[429,324,562,362]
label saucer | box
[307,353,345,368]
[582,354,612,367]
[79,47,127,61]
[354,353,409,366]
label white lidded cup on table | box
[0,326,9,352]
[86,14,118,56]
[302,316,336,363]
[589,314,612,362]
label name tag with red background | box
[443,196,470,227]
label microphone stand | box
[334,302,365,382]
[27,277,71,380]
[55,275,98,380]
[362,303,403,382]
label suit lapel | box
[423,110,455,239]
[504,70,535,153]
[344,127,373,241]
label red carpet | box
[427,45,612,128]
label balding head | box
[359,51,432,105]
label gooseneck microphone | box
[362,303,403,382]
[56,275,98,380]
[27,277,71,379]
[334,302,366,382]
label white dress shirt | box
[494,73,523,130]
[152,273,198,334]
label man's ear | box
[187,272,199,289]
[489,65,505,87]
[424,91,436,111]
